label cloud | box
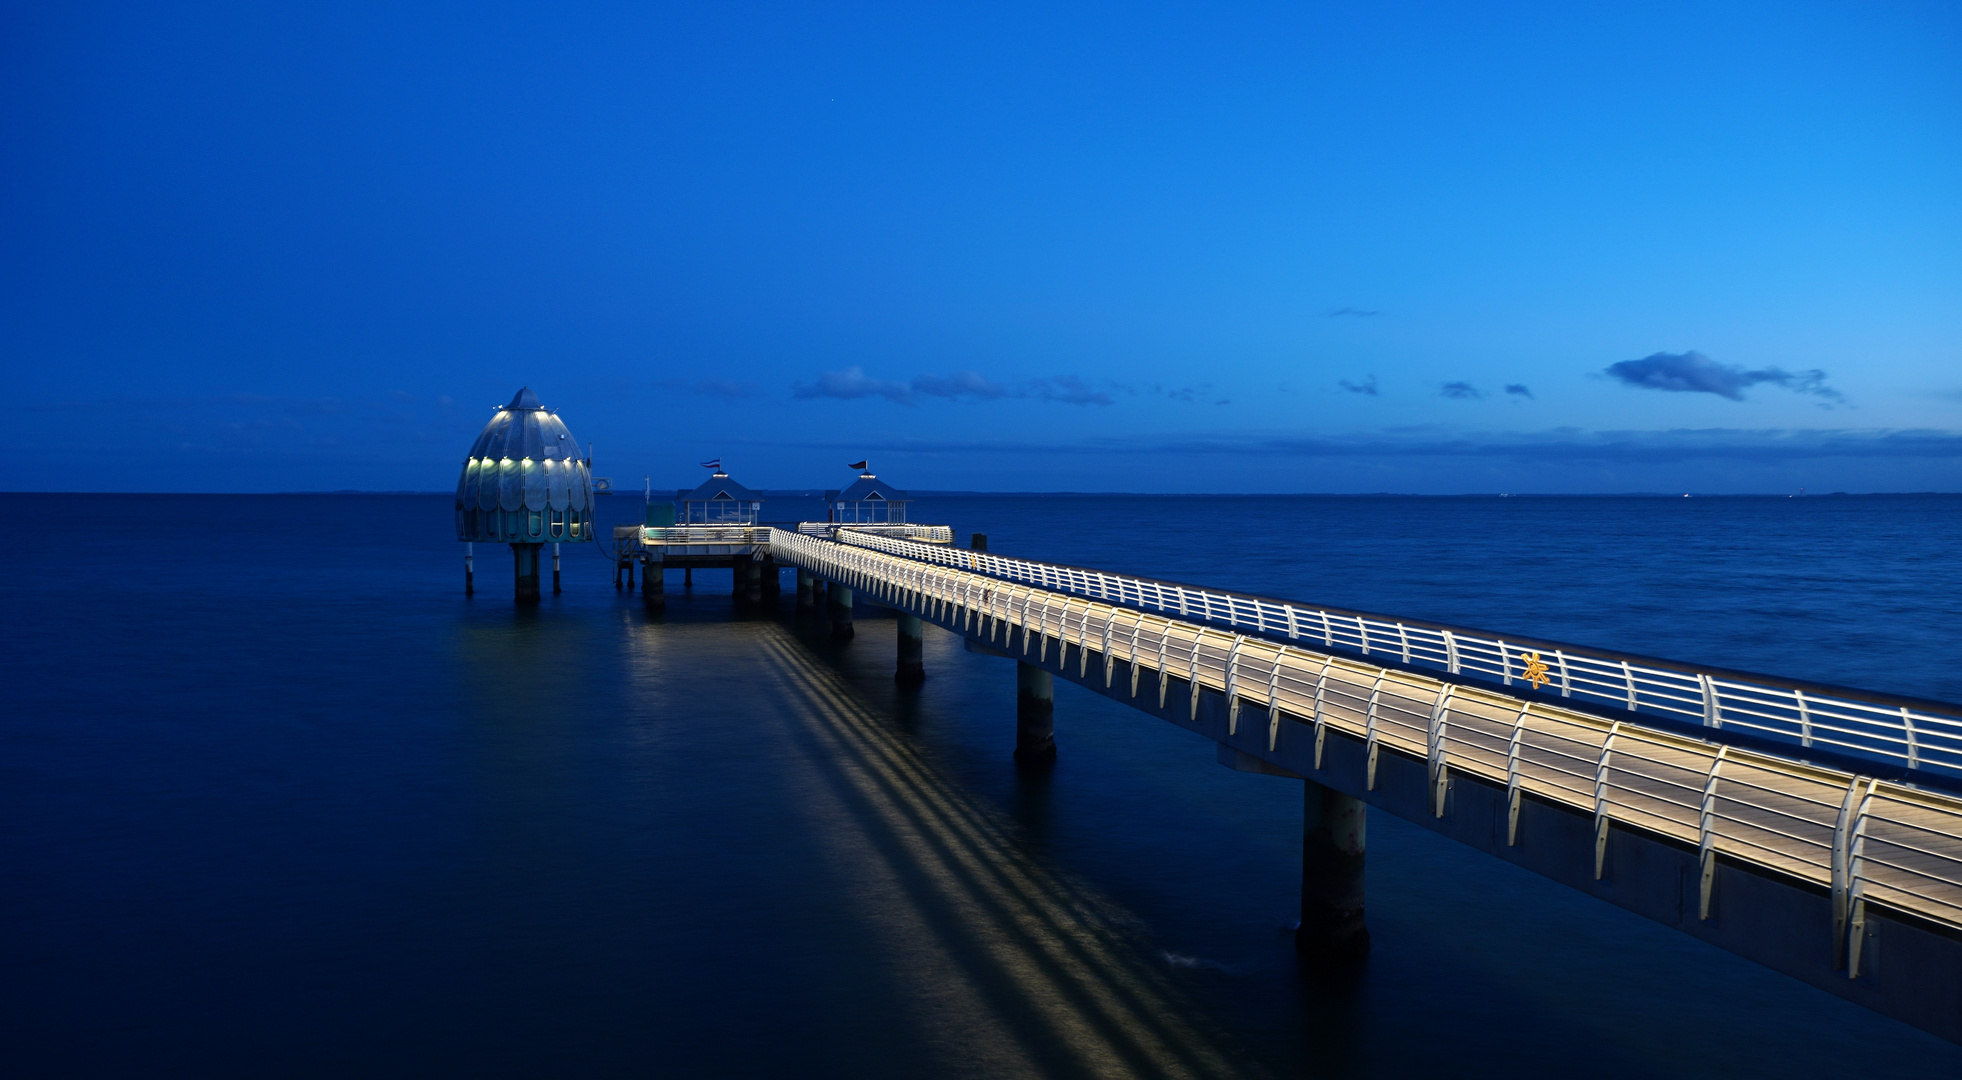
[658,378,762,399]
[1440,381,1481,400]
[1505,384,1533,399]
[1327,307,1381,317]
[1605,351,1845,404]
[1157,383,1210,403]
[1338,376,1379,396]
[1029,375,1116,406]
[792,368,1115,407]
[793,366,917,405]
[912,370,1008,400]
[740,427,1962,468]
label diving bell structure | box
[456,387,595,601]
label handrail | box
[823,529,1962,781]
[640,525,772,543]
[769,527,1962,949]
[795,522,955,543]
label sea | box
[5,492,1960,1078]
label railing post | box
[1831,777,1871,970]
[1267,651,1285,752]
[1157,632,1171,709]
[1427,685,1454,817]
[1846,780,1878,978]
[1224,636,1245,734]
[1506,703,1530,845]
[1313,657,1332,770]
[1594,722,1622,879]
[1128,620,1144,697]
[1698,747,1728,919]
[1188,636,1204,722]
[1101,616,1115,687]
[1364,673,1385,790]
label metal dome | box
[455,387,596,544]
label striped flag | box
[700,458,722,470]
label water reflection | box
[755,631,1251,1079]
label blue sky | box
[4,1,1958,492]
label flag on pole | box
[848,460,868,470]
[700,458,722,470]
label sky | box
[4,1,1959,493]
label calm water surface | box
[5,493,1959,1077]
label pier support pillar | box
[1015,662,1055,768]
[465,542,475,595]
[684,567,693,588]
[731,555,746,599]
[511,543,543,605]
[552,543,562,594]
[1298,780,1368,961]
[829,584,855,642]
[896,612,925,684]
[797,569,815,611]
[624,554,634,592]
[641,551,665,611]
[744,556,763,603]
[762,556,780,602]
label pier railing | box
[640,525,772,545]
[770,527,1962,951]
[795,523,955,543]
[822,530,1962,782]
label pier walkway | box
[768,526,1962,1044]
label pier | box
[754,524,1962,1043]
[453,401,1962,1046]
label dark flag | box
[848,460,868,470]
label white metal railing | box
[641,525,773,545]
[795,522,955,543]
[822,529,1962,780]
[770,528,1962,952]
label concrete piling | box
[745,557,763,603]
[896,612,925,684]
[1014,661,1055,768]
[465,542,475,595]
[797,569,815,611]
[512,543,543,605]
[829,584,855,642]
[1298,780,1368,960]
[552,543,562,594]
[641,551,665,611]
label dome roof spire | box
[507,386,544,410]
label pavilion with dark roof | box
[826,468,910,524]
[677,469,763,524]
